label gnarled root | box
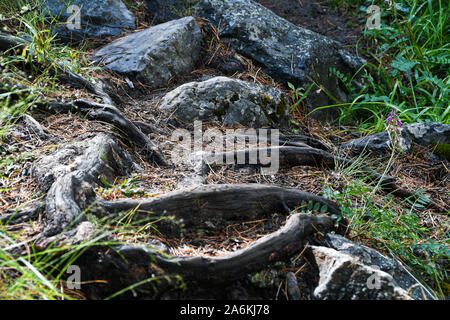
[36,99,168,166]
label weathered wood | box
[200,145,415,198]
[37,99,169,166]
[36,134,135,236]
[98,183,341,228]
[109,212,336,283]
[0,201,44,225]
[221,132,330,151]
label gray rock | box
[90,17,202,89]
[318,233,437,300]
[146,0,366,121]
[158,76,290,127]
[341,122,450,153]
[286,272,302,300]
[42,0,135,41]
[311,245,411,300]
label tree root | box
[97,183,342,229]
[113,212,335,283]
[199,144,417,199]
[22,132,342,297]
[35,99,168,166]
[32,134,136,237]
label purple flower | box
[386,109,403,151]
[386,109,398,126]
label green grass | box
[0,221,108,300]
[301,0,450,131]
[320,149,449,299]
[0,0,98,140]
[0,203,184,299]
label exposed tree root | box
[221,131,331,152]
[0,201,45,225]
[98,183,341,228]
[35,99,169,166]
[21,132,342,298]
[32,134,136,237]
[114,212,335,283]
[199,145,418,199]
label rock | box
[311,245,411,300]
[286,272,301,300]
[146,0,366,121]
[341,122,450,154]
[158,76,290,127]
[42,0,135,41]
[90,17,202,89]
[317,233,437,300]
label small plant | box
[312,0,450,129]
[385,108,403,151]
[321,176,448,299]
[96,176,147,200]
[287,81,314,114]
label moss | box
[430,142,450,161]
[262,94,272,105]
[249,269,279,288]
[277,95,289,115]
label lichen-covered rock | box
[146,0,366,121]
[315,234,437,300]
[42,0,135,41]
[311,245,411,300]
[341,122,450,154]
[158,76,290,127]
[90,17,202,88]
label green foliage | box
[97,176,149,200]
[293,200,329,215]
[0,0,98,140]
[0,222,111,299]
[322,179,449,298]
[287,81,315,114]
[314,0,450,130]
[430,142,450,160]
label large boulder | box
[146,0,366,121]
[90,17,202,89]
[312,234,437,300]
[341,122,450,154]
[158,76,290,128]
[42,0,135,41]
